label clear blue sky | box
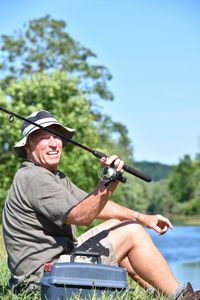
[0,0,200,165]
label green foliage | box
[0,14,200,224]
[0,16,134,216]
[146,154,200,217]
[0,69,135,216]
[146,180,173,214]
[134,161,174,182]
[181,197,200,215]
[0,72,98,208]
[168,155,195,203]
[112,174,149,212]
[0,15,113,102]
[97,119,133,163]
[0,13,198,300]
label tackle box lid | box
[40,262,128,289]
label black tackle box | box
[40,251,133,299]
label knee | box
[106,219,144,235]
[103,218,123,228]
[122,220,145,233]
[95,218,122,232]
[119,221,148,241]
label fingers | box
[115,158,124,172]
[151,223,169,235]
[156,214,173,229]
[145,214,173,235]
[100,155,118,165]
[151,224,162,234]
[100,155,124,171]
[159,225,169,235]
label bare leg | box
[93,219,180,296]
[120,257,152,289]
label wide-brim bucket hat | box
[14,110,75,158]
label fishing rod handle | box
[92,149,152,183]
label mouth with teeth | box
[47,151,59,155]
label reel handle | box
[92,149,152,183]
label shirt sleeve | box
[27,171,85,228]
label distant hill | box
[134,161,174,182]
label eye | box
[54,136,63,142]
[40,135,48,140]
[38,134,49,142]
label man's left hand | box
[137,213,173,235]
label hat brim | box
[14,121,75,158]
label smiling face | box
[25,125,63,173]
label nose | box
[49,136,57,147]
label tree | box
[168,155,195,203]
[0,15,113,103]
[0,71,100,218]
[0,16,137,220]
[0,15,133,166]
[146,180,175,215]
[96,116,133,163]
[182,154,200,214]
[0,15,135,169]
[0,70,136,219]
[134,161,174,182]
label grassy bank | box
[1,219,200,299]
[0,226,170,299]
[0,256,170,299]
[2,218,199,300]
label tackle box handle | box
[70,251,102,264]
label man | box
[2,110,199,299]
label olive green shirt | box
[2,161,87,284]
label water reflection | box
[148,226,200,290]
[171,261,200,289]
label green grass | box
[0,226,170,299]
[0,259,169,300]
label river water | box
[148,225,200,290]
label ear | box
[25,145,30,154]
[25,141,31,154]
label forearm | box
[98,202,172,235]
[97,200,140,222]
[66,180,119,225]
[66,154,127,226]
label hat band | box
[23,117,58,137]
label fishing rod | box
[0,106,152,183]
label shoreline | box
[169,214,200,226]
